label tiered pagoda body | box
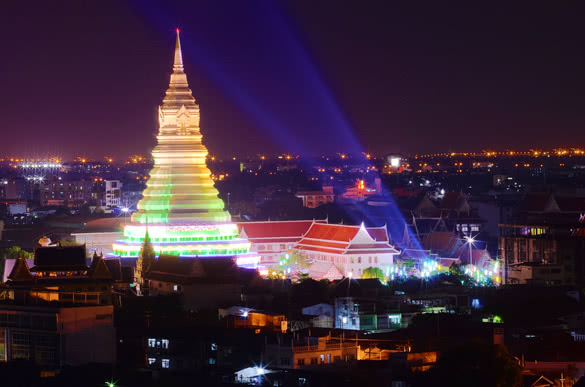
[113,31,252,261]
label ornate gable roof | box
[7,257,34,282]
[88,253,113,279]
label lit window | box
[209,358,216,365]
[173,285,178,291]
[148,357,156,365]
[162,359,170,369]
[148,338,156,348]
[162,339,169,349]
[211,343,217,351]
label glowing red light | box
[176,28,180,34]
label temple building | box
[236,219,400,278]
[0,243,116,367]
[4,243,114,305]
[236,220,327,267]
[295,222,400,278]
[112,31,252,261]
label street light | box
[464,235,476,266]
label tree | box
[58,239,82,247]
[229,200,259,218]
[1,246,33,259]
[425,340,522,387]
[287,250,310,268]
[296,273,311,282]
[361,267,386,282]
[272,250,310,278]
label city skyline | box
[2,3,585,386]
[1,1,584,159]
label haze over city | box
[1,1,584,159]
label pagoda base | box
[112,223,258,267]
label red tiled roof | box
[345,249,399,254]
[393,187,423,198]
[297,246,345,254]
[440,192,462,209]
[247,237,300,244]
[399,249,432,259]
[297,223,397,255]
[296,191,332,196]
[455,247,491,264]
[299,239,348,250]
[237,220,324,239]
[422,232,460,254]
[303,223,361,242]
[519,193,555,212]
[346,243,380,249]
[555,196,585,212]
[346,243,398,253]
[147,256,257,284]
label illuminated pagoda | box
[113,30,253,263]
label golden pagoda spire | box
[112,30,253,262]
[173,28,184,73]
[128,30,229,225]
[167,28,190,93]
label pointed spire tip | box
[173,28,184,71]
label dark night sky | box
[1,1,584,159]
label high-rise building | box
[104,179,122,208]
[112,31,253,262]
[39,178,95,207]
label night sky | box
[1,1,584,159]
